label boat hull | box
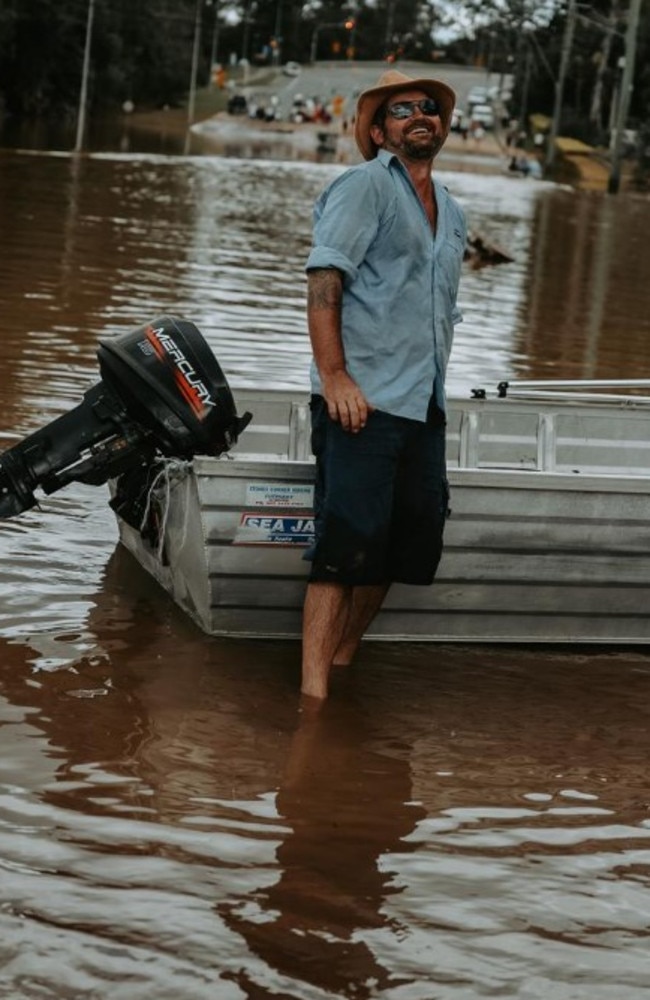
[114,388,650,644]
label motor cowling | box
[0,316,252,519]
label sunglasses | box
[386,98,441,120]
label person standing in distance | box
[301,70,467,700]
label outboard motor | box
[0,316,252,520]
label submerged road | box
[194,60,511,172]
[241,60,509,124]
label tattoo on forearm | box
[308,270,342,310]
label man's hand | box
[321,370,373,433]
[307,267,373,433]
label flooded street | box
[2,138,650,997]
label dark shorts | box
[305,395,449,586]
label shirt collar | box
[376,148,395,168]
[374,147,443,197]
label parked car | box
[227,94,248,115]
[467,86,488,109]
[450,108,466,132]
[620,128,639,156]
[470,103,495,129]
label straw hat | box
[354,69,456,161]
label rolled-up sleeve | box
[305,245,358,280]
[305,169,384,284]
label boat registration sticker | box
[245,483,314,508]
[234,514,315,546]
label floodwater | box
[2,134,650,998]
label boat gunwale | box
[193,455,650,493]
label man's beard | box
[384,124,444,161]
[402,130,444,160]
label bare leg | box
[333,583,390,666]
[301,582,391,699]
[301,582,352,700]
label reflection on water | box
[2,147,650,996]
[525,190,650,379]
[220,697,424,998]
[1,564,650,997]
[3,149,650,438]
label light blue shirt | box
[306,148,466,421]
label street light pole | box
[545,0,577,171]
[187,0,203,127]
[383,0,395,55]
[209,0,220,74]
[310,21,338,63]
[242,0,253,63]
[310,20,355,63]
[273,0,283,66]
[346,18,357,61]
[74,0,96,152]
[608,0,642,194]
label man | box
[301,69,467,700]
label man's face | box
[370,89,445,162]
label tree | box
[0,0,202,119]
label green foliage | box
[0,0,452,118]
[460,0,650,148]
[0,0,648,134]
[0,0,200,117]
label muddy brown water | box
[1,136,650,998]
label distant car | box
[470,103,495,129]
[621,128,639,155]
[487,84,512,108]
[450,108,466,132]
[467,86,488,108]
[227,94,248,115]
[283,61,301,77]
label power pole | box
[188,0,203,127]
[384,0,396,55]
[273,0,283,66]
[74,0,96,152]
[608,0,642,194]
[210,0,220,73]
[545,0,577,171]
